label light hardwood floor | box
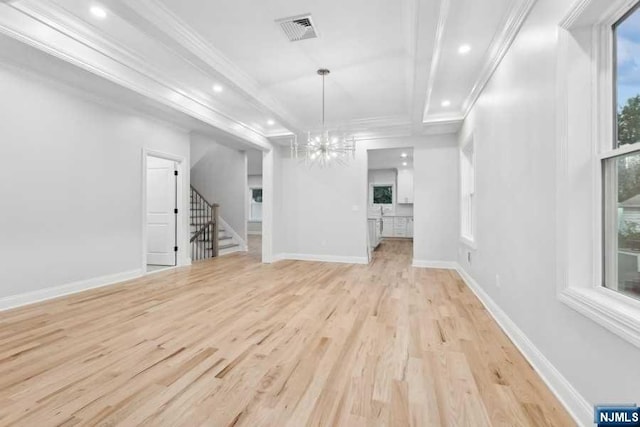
[0,239,574,426]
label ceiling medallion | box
[291,69,356,167]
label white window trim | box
[557,0,640,348]
[460,136,476,249]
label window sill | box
[460,235,477,250]
[559,286,640,348]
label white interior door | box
[146,156,177,266]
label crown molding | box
[560,0,637,29]
[421,0,537,123]
[404,0,419,115]
[422,0,450,119]
[113,0,304,134]
[343,115,412,131]
[460,0,537,118]
[559,0,593,28]
[268,114,462,145]
[0,0,272,150]
[421,116,464,135]
[354,117,462,140]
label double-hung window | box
[603,3,640,301]
[558,0,640,347]
[460,138,475,247]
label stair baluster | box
[189,185,219,262]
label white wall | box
[0,62,190,302]
[271,146,285,258]
[274,135,458,263]
[248,175,263,188]
[413,143,458,263]
[247,150,263,175]
[278,149,367,261]
[190,135,247,240]
[458,0,639,411]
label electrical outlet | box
[496,274,501,288]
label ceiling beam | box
[409,0,445,133]
[0,0,274,151]
[107,0,305,136]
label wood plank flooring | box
[0,239,574,426]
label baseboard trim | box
[455,266,592,427]
[0,269,143,312]
[276,253,369,265]
[219,247,244,256]
[412,259,458,269]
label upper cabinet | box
[397,168,414,204]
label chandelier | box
[291,69,356,167]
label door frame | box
[141,148,186,274]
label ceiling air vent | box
[276,14,318,42]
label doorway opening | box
[145,154,178,273]
[247,149,263,259]
[366,147,414,263]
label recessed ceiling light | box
[458,44,471,54]
[212,84,223,93]
[402,162,408,166]
[90,6,107,19]
[441,100,451,107]
[267,119,275,126]
[401,153,408,158]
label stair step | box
[190,225,224,232]
[219,243,239,250]
[197,236,232,242]
[202,243,238,252]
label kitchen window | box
[250,188,262,221]
[372,185,393,205]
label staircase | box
[190,186,240,261]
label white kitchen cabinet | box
[382,218,394,237]
[394,217,408,237]
[378,216,414,238]
[397,168,414,204]
[368,219,382,249]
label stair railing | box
[190,185,219,261]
